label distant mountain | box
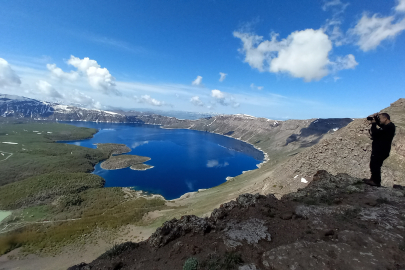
[0,93,353,157]
[112,108,215,120]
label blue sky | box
[0,0,404,119]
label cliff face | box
[69,171,405,270]
[157,115,353,160]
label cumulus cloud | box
[36,80,63,98]
[219,72,227,82]
[234,28,358,81]
[349,14,405,51]
[211,89,240,108]
[207,160,229,168]
[190,96,204,106]
[396,0,405,12]
[67,55,120,95]
[46,64,78,81]
[0,58,21,87]
[192,75,203,86]
[211,89,225,100]
[270,29,332,81]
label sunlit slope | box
[265,99,405,195]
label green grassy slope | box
[0,119,167,256]
[0,173,105,209]
[0,119,110,186]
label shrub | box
[183,257,199,270]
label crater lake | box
[63,122,264,200]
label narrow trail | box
[0,218,82,234]
[0,150,13,162]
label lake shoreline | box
[62,121,266,201]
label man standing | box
[363,113,396,187]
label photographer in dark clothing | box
[363,113,396,187]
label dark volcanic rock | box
[148,215,214,249]
[69,171,405,270]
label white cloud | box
[211,89,240,108]
[322,0,342,11]
[46,64,78,81]
[207,160,229,168]
[192,75,203,86]
[67,56,99,72]
[219,72,227,82]
[322,0,349,46]
[68,89,101,108]
[396,0,405,12]
[190,96,204,106]
[349,14,405,51]
[269,29,332,81]
[133,94,167,107]
[36,80,63,98]
[0,58,21,87]
[333,54,358,71]
[67,55,120,95]
[234,28,359,81]
[211,89,225,99]
[250,83,263,90]
[233,31,275,72]
[322,0,349,13]
[324,20,347,46]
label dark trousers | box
[370,154,388,186]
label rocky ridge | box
[69,170,405,270]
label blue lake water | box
[63,122,264,200]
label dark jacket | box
[370,122,396,157]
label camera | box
[367,114,380,123]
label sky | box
[0,0,404,120]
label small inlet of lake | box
[63,122,264,200]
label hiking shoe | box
[363,179,380,187]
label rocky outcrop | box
[69,171,405,270]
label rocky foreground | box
[69,171,405,270]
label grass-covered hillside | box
[0,119,167,256]
[0,118,109,186]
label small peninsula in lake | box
[94,143,131,155]
[95,143,153,171]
